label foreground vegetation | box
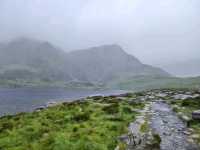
[1,88,200,149]
[0,94,144,150]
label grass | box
[0,95,144,150]
[170,97,200,118]
[140,121,149,133]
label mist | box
[0,0,200,76]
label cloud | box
[0,0,200,67]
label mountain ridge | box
[0,38,170,86]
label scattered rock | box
[148,96,155,99]
[118,135,128,142]
[163,132,171,136]
[150,102,199,150]
[46,101,57,107]
[35,106,46,111]
[192,94,200,98]
[173,94,193,100]
[163,120,168,124]
[187,138,194,143]
[156,93,167,98]
[192,110,200,120]
[188,128,194,132]
[191,134,199,139]
[181,115,191,122]
[183,131,191,135]
[186,92,192,95]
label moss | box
[172,107,179,113]
[102,103,119,114]
[71,111,90,122]
[122,106,132,114]
[118,142,127,150]
[145,134,161,149]
[140,121,149,133]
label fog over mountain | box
[0,38,169,84]
[162,59,200,77]
[0,0,200,76]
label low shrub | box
[181,100,191,107]
[146,133,161,149]
[0,121,13,131]
[122,106,132,114]
[102,103,119,114]
[71,112,90,122]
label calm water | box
[0,88,126,116]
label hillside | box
[0,38,170,87]
[108,76,200,91]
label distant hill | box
[108,75,200,91]
[0,38,170,87]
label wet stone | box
[192,110,200,120]
[183,131,191,135]
[150,102,199,150]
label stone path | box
[117,103,152,150]
[149,101,199,150]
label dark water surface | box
[0,88,126,116]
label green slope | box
[108,76,200,91]
[0,95,144,150]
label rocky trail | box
[150,101,199,150]
[118,90,200,150]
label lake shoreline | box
[0,88,127,117]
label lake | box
[0,88,126,116]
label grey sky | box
[0,0,200,73]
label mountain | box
[0,38,170,86]
[67,45,170,82]
[0,38,72,81]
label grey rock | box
[118,135,128,142]
[192,110,200,120]
[35,106,46,111]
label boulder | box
[35,106,46,111]
[46,101,58,107]
[192,94,200,98]
[183,131,191,135]
[173,94,193,100]
[191,134,199,139]
[118,135,128,142]
[156,93,167,98]
[192,110,200,120]
[181,115,191,127]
